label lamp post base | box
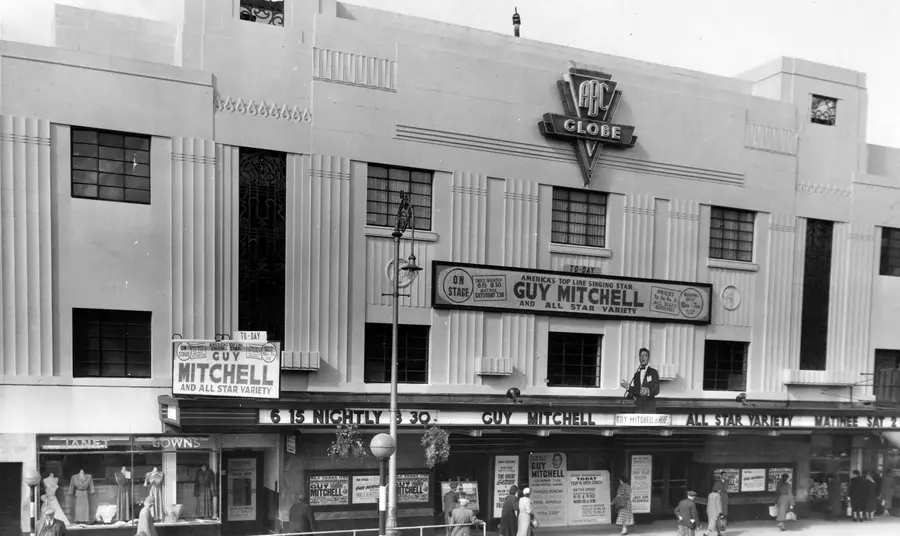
[385,506,399,536]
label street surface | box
[532,516,900,535]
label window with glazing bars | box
[547,332,601,387]
[366,165,433,231]
[709,207,754,262]
[71,128,151,204]
[702,340,748,391]
[551,188,608,248]
[880,227,900,276]
[72,309,152,378]
[364,323,429,384]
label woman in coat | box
[499,485,519,536]
[775,474,795,531]
[516,487,533,536]
[706,489,724,536]
[865,472,878,520]
[613,474,634,535]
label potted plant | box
[421,425,450,468]
[327,423,368,462]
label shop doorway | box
[434,452,492,520]
[0,463,22,535]
[650,452,693,516]
[222,451,265,535]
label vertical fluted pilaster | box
[215,145,239,336]
[0,115,53,376]
[841,224,876,376]
[503,179,540,268]
[826,223,851,372]
[663,199,701,388]
[170,137,217,339]
[283,154,351,373]
[788,218,808,369]
[758,214,796,393]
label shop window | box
[709,207,754,262]
[71,127,151,204]
[702,340,748,391]
[72,309,151,378]
[551,188,608,248]
[800,219,834,371]
[36,436,220,529]
[366,164,433,231]
[874,349,900,398]
[546,332,601,387]
[880,227,900,276]
[364,323,429,384]
[811,94,837,126]
[239,0,284,26]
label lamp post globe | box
[23,469,41,487]
[370,433,395,460]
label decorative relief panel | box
[503,179,540,268]
[622,194,655,278]
[313,47,397,91]
[663,324,696,388]
[214,145,239,336]
[214,90,312,123]
[666,199,701,281]
[446,310,484,385]
[708,268,754,327]
[366,237,434,310]
[0,115,53,376]
[744,122,798,155]
[451,172,488,263]
[796,182,851,198]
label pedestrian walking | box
[443,483,460,536]
[850,470,866,522]
[826,474,842,520]
[775,473,795,531]
[711,472,729,521]
[449,498,482,536]
[674,490,699,536]
[865,472,878,521]
[612,474,634,535]
[516,487,534,536]
[499,485,519,536]
[705,488,724,536]
[287,494,318,534]
[136,495,157,536]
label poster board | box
[352,475,380,504]
[227,458,258,521]
[529,452,568,527]
[630,455,652,514]
[716,468,740,494]
[398,473,430,503]
[493,456,520,518]
[767,468,794,492]
[309,475,350,506]
[566,470,611,525]
[740,469,766,492]
[441,481,480,512]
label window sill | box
[365,225,438,242]
[549,243,612,258]
[706,258,759,272]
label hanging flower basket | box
[327,423,368,463]
[421,425,450,468]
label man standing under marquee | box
[620,348,660,414]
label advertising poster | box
[717,469,740,494]
[172,339,281,399]
[493,456,520,518]
[441,481,480,512]
[529,452,568,527]
[767,468,794,492]
[432,261,712,324]
[227,458,257,521]
[309,475,350,506]
[398,473,430,503]
[352,475,380,504]
[567,470,611,525]
[741,469,766,492]
[630,455,652,514]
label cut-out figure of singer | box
[620,347,660,413]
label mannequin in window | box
[41,473,70,527]
[68,469,94,523]
[115,466,132,521]
[144,467,164,521]
[194,464,217,518]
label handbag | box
[531,518,540,528]
[614,496,626,509]
[716,516,727,532]
[785,511,797,522]
[768,505,778,518]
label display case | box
[37,435,221,534]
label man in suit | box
[674,490,699,536]
[449,498,482,536]
[443,482,460,535]
[288,494,318,534]
[620,347,660,413]
[38,507,67,536]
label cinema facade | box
[3,0,900,534]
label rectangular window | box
[709,207,755,262]
[366,165,433,231]
[551,188,608,248]
[880,227,900,276]
[703,340,748,391]
[239,0,284,26]
[73,309,151,378]
[547,332,601,387]
[364,323,429,384]
[799,219,834,370]
[874,349,900,398]
[71,128,151,204]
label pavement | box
[524,516,900,535]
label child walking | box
[674,491,699,536]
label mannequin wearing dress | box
[144,468,164,521]
[194,465,216,518]
[68,470,95,523]
[115,466,132,521]
[41,474,70,527]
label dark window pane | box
[99,146,124,160]
[72,129,98,144]
[73,184,98,198]
[881,228,900,277]
[800,219,833,370]
[709,207,755,262]
[125,137,151,150]
[125,189,151,204]
[546,332,601,388]
[364,323,430,384]
[70,128,151,205]
[98,133,124,147]
[72,171,98,185]
[703,340,748,391]
[72,143,98,157]
[99,174,125,188]
[72,309,152,378]
[367,165,433,231]
[551,188,609,248]
[98,187,125,201]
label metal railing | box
[255,522,485,536]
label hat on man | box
[458,498,470,506]
[687,490,697,498]
[450,482,459,490]
[522,487,531,496]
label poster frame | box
[306,469,433,511]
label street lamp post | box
[370,433,396,536]
[386,191,421,536]
[23,469,41,536]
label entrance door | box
[650,452,692,516]
[222,451,265,535]
[0,463,22,535]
